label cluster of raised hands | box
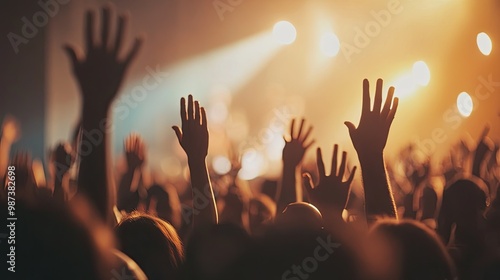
[3,5,500,280]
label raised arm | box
[64,6,142,221]
[276,118,314,214]
[0,116,20,182]
[51,142,73,202]
[344,78,399,221]
[117,133,145,212]
[303,145,357,229]
[173,95,218,229]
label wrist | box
[188,156,207,167]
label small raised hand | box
[124,133,146,171]
[64,5,142,107]
[345,79,398,159]
[172,95,209,161]
[303,145,357,214]
[283,118,315,167]
[11,152,36,193]
[51,142,73,179]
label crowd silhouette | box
[1,5,500,280]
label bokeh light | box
[477,32,492,56]
[238,149,266,180]
[457,92,473,117]
[320,32,340,57]
[412,61,431,86]
[273,21,297,45]
[212,155,232,175]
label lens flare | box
[412,61,431,86]
[273,21,297,45]
[212,155,232,175]
[320,32,340,57]
[477,32,492,56]
[457,92,473,117]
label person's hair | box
[7,196,115,280]
[371,219,457,280]
[115,212,184,280]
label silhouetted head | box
[438,177,489,245]
[115,212,184,280]
[275,202,323,232]
[364,219,456,280]
[7,196,116,280]
[146,184,181,229]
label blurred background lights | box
[391,73,418,99]
[273,21,297,45]
[477,32,492,56]
[457,92,473,117]
[238,149,266,180]
[212,155,232,175]
[320,32,341,57]
[412,61,431,86]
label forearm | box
[77,103,111,220]
[359,153,397,221]
[276,163,298,215]
[53,177,66,202]
[188,157,218,229]
[117,168,138,211]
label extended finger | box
[373,78,383,113]
[381,86,394,118]
[338,151,347,179]
[331,144,338,176]
[362,79,371,115]
[316,148,326,178]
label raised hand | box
[172,95,209,161]
[473,125,494,178]
[345,79,398,159]
[124,133,146,171]
[64,6,142,107]
[51,143,73,201]
[173,95,217,228]
[283,118,314,167]
[11,152,36,194]
[303,145,357,214]
[345,78,399,220]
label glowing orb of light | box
[412,61,431,86]
[212,156,232,175]
[477,32,492,56]
[273,21,297,45]
[457,92,473,117]
[320,32,340,57]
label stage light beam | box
[273,21,297,45]
[477,32,492,56]
[320,32,340,57]
[457,92,473,117]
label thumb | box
[302,173,314,193]
[63,44,79,67]
[172,126,182,143]
[344,121,356,133]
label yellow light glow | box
[320,32,340,57]
[212,155,232,175]
[238,149,265,180]
[273,21,297,45]
[391,73,418,99]
[412,61,430,86]
[477,32,492,56]
[457,92,473,117]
